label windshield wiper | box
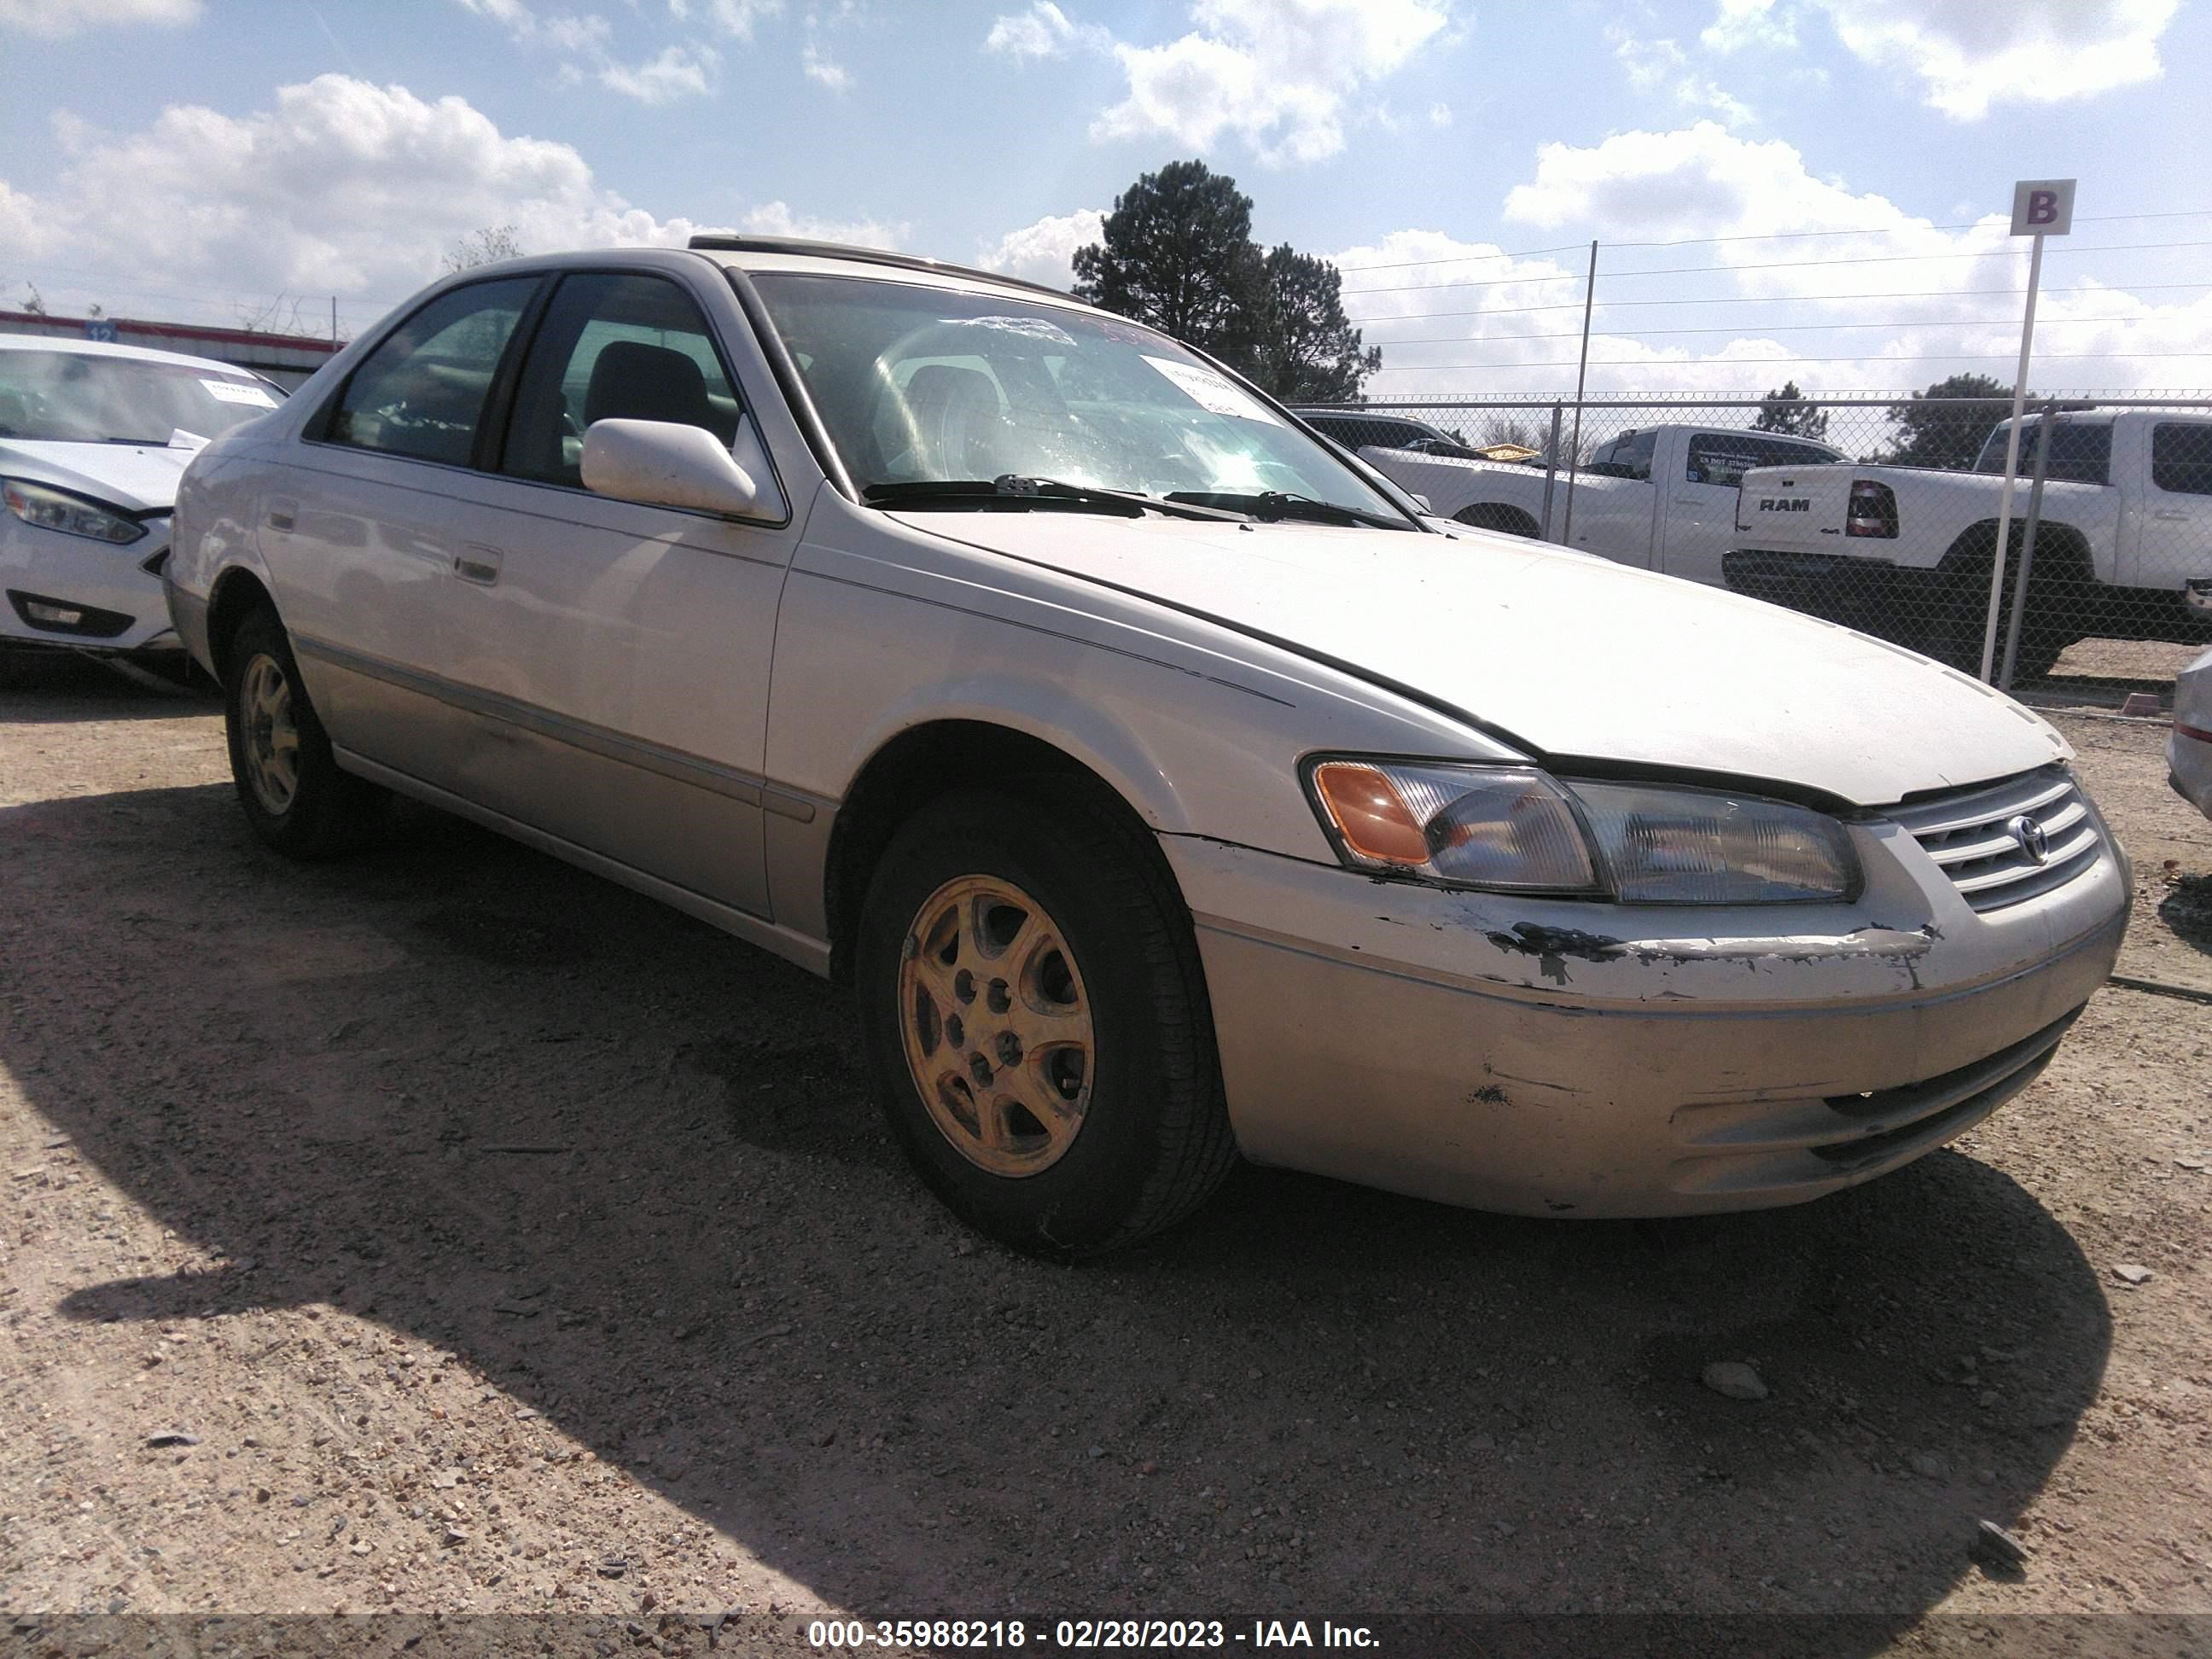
[863,476,1246,522]
[1163,490,1408,530]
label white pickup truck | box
[1348,422,1846,586]
[1727,408,2212,675]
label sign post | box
[1978,178,2075,683]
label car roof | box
[0,330,265,380]
[682,235,1112,319]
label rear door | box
[1662,431,1841,585]
[436,266,798,918]
[2130,418,2212,591]
[270,276,546,783]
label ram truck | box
[1727,409,2212,676]
[1349,422,1845,587]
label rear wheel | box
[223,607,387,857]
[855,783,1236,1257]
[1924,532,2081,683]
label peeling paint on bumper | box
[1165,816,2128,1218]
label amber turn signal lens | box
[1311,762,1431,865]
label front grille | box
[1887,765,2102,911]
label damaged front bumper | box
[1164,809,2128,1218]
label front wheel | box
[222,607,387,857]
[855,783,1236,1257]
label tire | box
[222,606,387,857]
[1924,537,2080,683]
[854,782,1236,1258]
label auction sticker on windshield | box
[201,379,278,407]
[1141,355,1281,425]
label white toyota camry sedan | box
[1,335,282,663]
[165,239,2129,1254]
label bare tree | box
[20,284,46,317]
[441,225,524,274]
[1478,415,1549,453]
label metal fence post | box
[1538,403,1563,542]
[1559,241,1598,547]
[1998,401,2059,691]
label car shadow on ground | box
[2158,874,2212,956]
[0,650,217,723]
[1,781,2113,1638]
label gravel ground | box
[1,654,2207,1651]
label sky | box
[0,0,2203,398]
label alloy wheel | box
[896,874,1095,1178]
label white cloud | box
[1701,0,2176,118]
[801,42,851,90]
[736,200,905,250]
[0,76,888,328]
[1087,0,1450,166]
[977,207,1103,288]
[1819,0,2176,119]
[454,0,536,34]
[1702,0,1794,51]
[696,0,781,38]
[599,43,717,102]
[544,13,611,52]
[1426,101,1452,127]
[1336,125,2212,397]
[0,0,199,36]
[984,2,1108,60]
[1610,31,1755,125]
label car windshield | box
[0,350,282,445]
[747,273,1411,525]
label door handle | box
[453,544,504,585]
[265,498,298,533]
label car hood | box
[0,439,204,513]
[894,510,2069,807]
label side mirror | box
[581,418,764,517]
[1410,493,1434,513]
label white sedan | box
[166,239,2130,1255]
[1,335,282,661]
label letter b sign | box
[2010,178,2076,236]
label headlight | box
[2,478,148,544]
[1306,760,1858,905]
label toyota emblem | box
[2007,813,2051,864]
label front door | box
[434,268,800,919]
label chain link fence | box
[1299,394,2212,696]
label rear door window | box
[1974,421,2112,486]
[1685,433,1838,487]
[323,278,539,467]
[2151,422,2212,496]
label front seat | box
[585,341,730,439]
